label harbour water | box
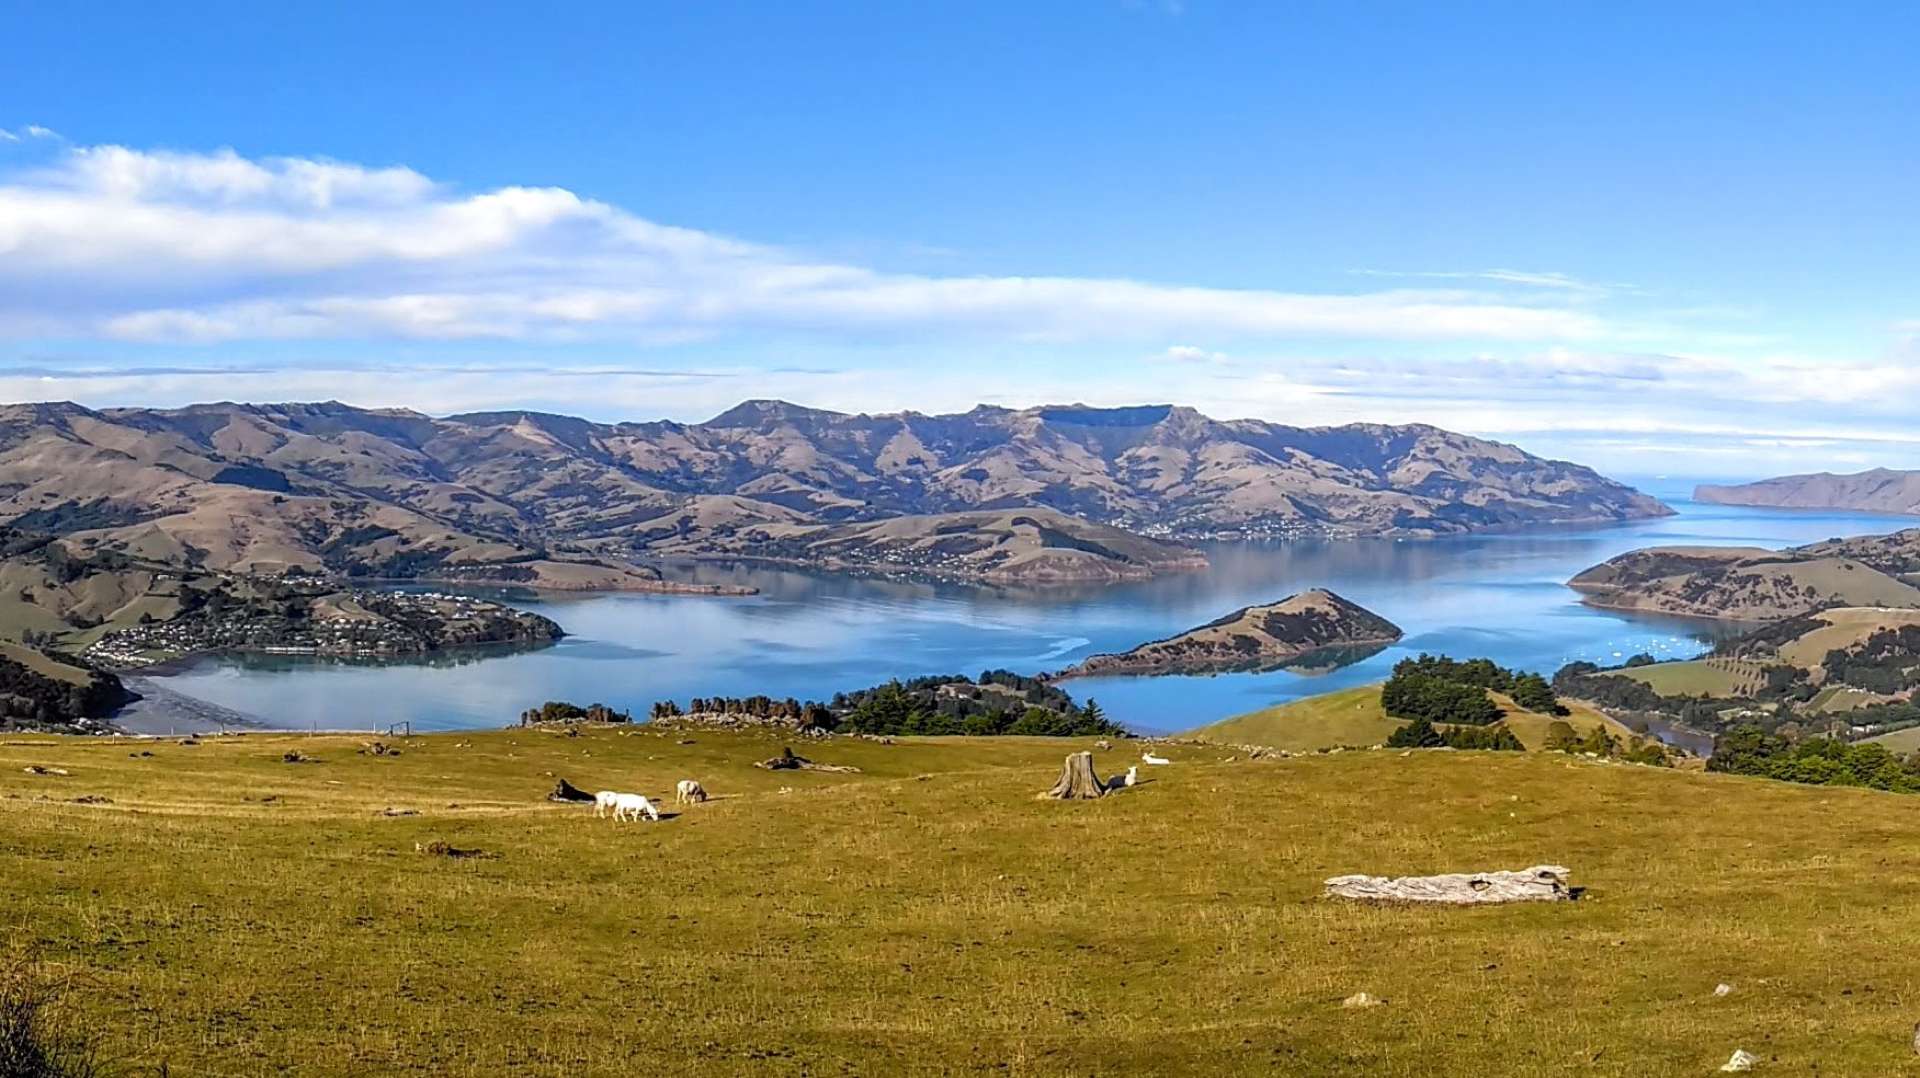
[140,483,1914,735]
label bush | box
[0,957,106,1078]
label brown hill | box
[645,507,1208,585]
[0,399,1668,588]
[1697,470,1920,516]
[1569,533,1920,621]
[1053,589,1403,678]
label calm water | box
[146,484,1915,734]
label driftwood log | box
[546,778,596,803]
[1325,865,1577,905]
[1041,751,1107,800]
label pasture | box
[1193,684,1639,753]
[7,726,1920,1074]
[1614,658,1768,698]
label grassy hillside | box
[6,727,1920,1073]
[1614,658,1769,698]
[1192,684,1638,753]
[1191,684,1402,750]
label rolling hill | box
[1569,537,1920,621]
[0,399,1668,588]
[1190,682,1637,753]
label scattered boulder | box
[417,841,491,859]
[1720,1048,1756,1072]
[68,795,112,805]
[1342,992,1385,1009]
[1714,983,1733,998]
[21,766,68,776]
[359,741,400,757]
[282,751,315,764]
[547,778,597,803]
[378,807,419,817]
[1325,866,1578,905]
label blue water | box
[150,486,1916,734]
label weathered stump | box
[546,777,596,803]
[1041,751,1107,800]
[1324,865,1576,905]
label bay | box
[144,483,1915,735]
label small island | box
[1050,589,1404,679]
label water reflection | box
[152,493,1914,734]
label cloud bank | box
[0,138,1915,477]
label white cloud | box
[0,141,1609,346]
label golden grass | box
[1778,607,1920,668]
[1189,684,1400,749]
[7,727,1920,1074]
[1194,686,1639,754]
[1615,659,1767,698]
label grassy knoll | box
[1193,685,1637,754]
[1189,684,1400,750]
[1614,658,1767,698]
[10,727,1920,1074]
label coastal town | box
[81,590,562,669]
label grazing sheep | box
[593,790,620,818]
[675,779,708,804]
[1141,752,1171,766]
[611,793,659,822]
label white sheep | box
[1142,751,1171,766]
[612,793,659,822]
[1125,765,1139,786]
[675,779,707,804]
[593,790,620,818]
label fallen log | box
[1325,865,1577,905]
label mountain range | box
[0,399,1669,587]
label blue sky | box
[3,2,1916,478]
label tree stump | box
[1324,865,1577,905]
[1041,751,1107,800]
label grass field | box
[1189,684,1401,750]
[1614,659,1767,698]
[1865,725,1920,753]
[1191,685,1640,754]
[10,725,1920,1075]
[1778,607,1920,668]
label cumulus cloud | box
[0,141,1611,345]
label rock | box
[1325,865,1578,905]
[1911,1021,1920,1056]
[1714,983,1733,997]
[1720,1048,1756,1072]
[1341,992,1385,1009]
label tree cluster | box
[1709,724,1920,792]
[1385,716,1523,751]
[518,700,631,725]
[1383,654,1564,725]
